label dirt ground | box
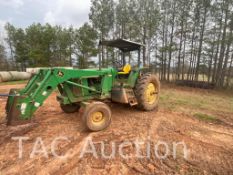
[0,83,232,175]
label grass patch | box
[0,80,28,86]
[160,91,205,111]
[193,113,218,122]
[160,85,233,115]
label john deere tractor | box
[5,39,160,132]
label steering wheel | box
[113,60,123,69]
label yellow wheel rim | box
[145,83,158,105]
[91,111,105,124]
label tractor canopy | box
[99,39,144,52]
[99,39,144,67]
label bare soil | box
[0,83,232,175]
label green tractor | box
[5,39,160,132]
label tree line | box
[0,0,233,88]
[1,23,98,71]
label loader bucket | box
[5,89,31,126]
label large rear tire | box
[60,103,80,113]
[82,102,111,132]
[134,73,160,111]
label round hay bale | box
[26,68,41,74]
[19,72,31,80]
[10,71,31,81]
[9,71,21,81]
[0,72,13,82]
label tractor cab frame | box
[99,39,144,71]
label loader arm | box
[6,68,116,125]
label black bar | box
[98,44,101,70]
[138,49,141,67]
[0,94,17,97]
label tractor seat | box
[118,64,131,75]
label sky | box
[0,0,91,42]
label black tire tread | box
[134,73,160,111]
[82,102,111,132]
[60,103,80,113]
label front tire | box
[82,102,111,132]
[135,73,160,111]
[60,103,80,113]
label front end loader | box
[4,39,160,132]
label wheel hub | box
[91,112,104,124]
[145,83,157,104]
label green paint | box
[6,67,141,121]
